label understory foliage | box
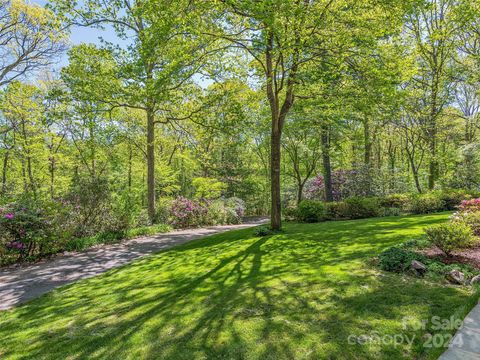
[424,198,480,255]
[290,190,477,223]
[0,182,246,265]
[425,223,475,255]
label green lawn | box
[0,213,478,359]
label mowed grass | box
[0,213,478,359]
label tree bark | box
[427,73,439,190]
[147,108,156,222]
[363,117,372,167]
[270,123,282,230]
[406,150,422,193]
[321,124,333,202]
[296,179,304,205]
[128,143,133,190]
[49,155,55,198]
[1,150,9,195]
[428,135,437,190]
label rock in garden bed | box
[411,260,427,274]
[471,275,480,285]
[446,269,465,284]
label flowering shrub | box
[169,197,208,228]
[304,168,372,201]
[451,211,480,237]
[225,197,245,224]
[0,202,55,262]
[458,198,480,213]
[449,198,480,238]
[170,197,245,228]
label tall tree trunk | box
[364,117,372,166]
[26,155,36,199]
[387,140,396,191]
[321,124,333,202]
[147,108,156,222]
[407,151,422,193]
[89,122,96,177]
[265,30,296,231]
[49,155,55,199]
[1,150,9,195]
[270,123,282,230]
[21,120,36,199]
[428,136,436,190]
[428,75,439,190]
[363,117,373,195]
[128,143,133,191]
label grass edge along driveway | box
[0,212,478,360]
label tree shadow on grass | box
[0,212,473,359]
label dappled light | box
[1,214,474,359]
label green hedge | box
[291,189,475,223]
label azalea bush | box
[169,197,208,228]
[170,197,246,228]
[423,197,480,256]
[450,198,480,237]
[0,201,56,263]
[406,193,445,214]
[452,211,480,236]
[458,198,480,212]
[425,222,475,256]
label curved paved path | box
[439,302,480,360]
[0,221,265,311]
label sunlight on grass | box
[0,213,477,359]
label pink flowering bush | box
[0,201,55,262]
[169,197,208,228]
[458,198,480,213]
[449,198,480,237]
[169,197,246,228]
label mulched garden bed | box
[420,245,480,269]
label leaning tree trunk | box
[406,150,422,193]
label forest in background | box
[1,0,480,260]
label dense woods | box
[1,0,480,255]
